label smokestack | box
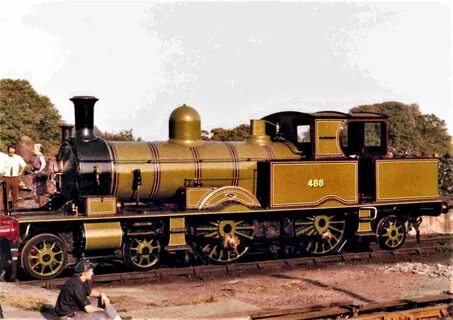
[60,124,74,144]
[70,96,98,141]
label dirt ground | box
[0,252,451,319]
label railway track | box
[249,292,453,319]
[24,235,452,288]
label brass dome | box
[169,104,203,147]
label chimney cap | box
[70,96,98,101]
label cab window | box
[297,125,311,143]
[340,121,387,157]
[364,122,382,147]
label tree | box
[350,102,450,156]
[94,127,137,141]
[0,79,62,155]
[203,124,250,141]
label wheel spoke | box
[296,225,313,236]
[329,221,345,225]
[295,222,313,226]
[236,226,254,230]
[197,227,218,231]
[32,245,42,254]
[203,231,220,238]
[327,238,333,249]
[329,225,343,233]
[209,245,218,258]
[235,231,253,240]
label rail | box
[249,292,453,319]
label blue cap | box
[74,260,97,273]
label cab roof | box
[262,110,387,121]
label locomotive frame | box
[0,96,448,280]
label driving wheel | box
[21,233,68,280]
[193,219,254,263]
[377,215,406,250]
[123,237,162,271]
[295,213,346,255]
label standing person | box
[32,144,48,207]
[3,145,26,209]
[0,151,7,175]
[0,151,8,212]
[54,260,112,319]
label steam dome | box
[169,104,202,147]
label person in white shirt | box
[0,151,9,212]
[3,145,26,208]
[0,151,7,175]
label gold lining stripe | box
[190,147,202,185]
[224,142,239,186]
[105,141,116,195]
[186,187,216,208]
[376,159,439,201]
[314,120,345,158]
[14,200,442,223]
[270,161,358,207]
[16,199,443,224]
[147,142,161,199]
[198,186,261,209]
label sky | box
[0,1,452,140]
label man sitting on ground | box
[55,260,110,319]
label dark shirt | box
[55,275,92,317]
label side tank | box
[58,97,301,202]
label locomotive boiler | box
[58,97,299,204]
[0,95,448,280]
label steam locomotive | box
[0,96,447,280]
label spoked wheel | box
[193,219,254,263]
[123,237,161,271]
[21,233,68,280]
[377,215,406,250]
[295,214,346,255]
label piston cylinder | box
[83,222,122,250]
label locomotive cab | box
[262,110,388,161]
[339,115,389,201]
[339,114,388,159]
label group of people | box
[0,143,49,209]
